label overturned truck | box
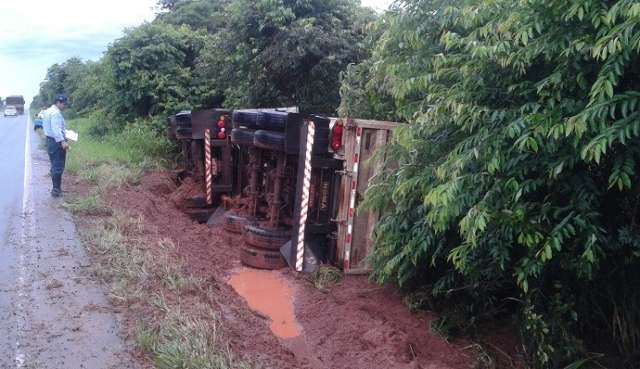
[168,108,401,273]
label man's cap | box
[55,94,68,104]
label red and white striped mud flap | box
[204,128,213,205]
[294,120,316,271]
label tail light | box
[331,120,344,151]
[215,116,227,139]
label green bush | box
[350,0,640,367]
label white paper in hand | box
[66,130,79,142]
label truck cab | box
[3,106,17,117]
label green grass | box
[64,191,113,216]
[65,115,173,177]
[137,305,252,369]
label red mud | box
[102,170,521,369]
[168,176,204,208]
[228,268,302,339]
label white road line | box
[22,114,31,210]
[15,115,32,368]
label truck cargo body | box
[169,108,402,273]
[5,95,25,115]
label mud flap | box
[207,207,227,226]
[280,240,323,273]
[281,240,293,268]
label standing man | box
[42,95,69,197]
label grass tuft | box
[143,304,252,369]
[80,163,143,190]
[64,192,113,216]
[311,265,343,291]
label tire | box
[176,127,192,138]
[256,112,288,131]
[244,224,291,250]
[312,127,330,153]
[223,213,256,234]
[232,111,261,129]
[253,130,286,152]
[184,208,213,224]
[184,196,208,209]
[240,245,287,270]
[230,128,256,146]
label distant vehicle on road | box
[4,106,17,117]
[5,95,25,115]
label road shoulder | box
[0,130,139,369]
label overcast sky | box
[0,0,394,105]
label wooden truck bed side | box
[331,118,402,273]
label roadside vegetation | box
[33,0,640,368]
[343,1,640,368]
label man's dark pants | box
[46,137,66,194]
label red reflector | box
[348,208,354,217]
[217,117,225,128]
[331,120,344,151]
[217,132,225,139]
[345,234,352,243]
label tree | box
[31,57,93,113]
[350,0,640,367]
[104,22,209,119]
[197,0,376,113]
[157,0,229,32]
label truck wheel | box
[240,246,287,270]
[256,112,288,131]
[184,208,213,224]
[230,128,255,146]
[232,111,261,129]
[224,213,256,234]
[176,127,193,137]
[253,130,286,152]
[312,127,331,152]
[244,224,291,250]
[175,111,192,127]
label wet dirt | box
[97,170,522,369]
[229,268,327,369]
[169,176,203,208]
[228,268,301,339]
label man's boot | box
[51,174,62,197]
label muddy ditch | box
[71,170,522,369]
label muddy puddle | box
[228,268,326,369]
[228,268,301,338]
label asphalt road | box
[0,113,138,368]
[0,113,28,248]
